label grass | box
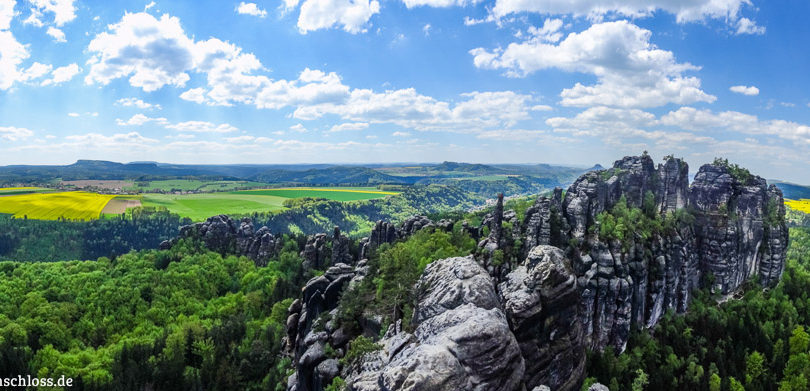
[786,199,810,214]
[0,191,116,221]
[141,193,288,221]
[234,187,398,201]
[139,187,398,221]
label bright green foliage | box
[709,373,721,391]
[0,239,304,390]
[746,351,765,387]
[325,376,347,391]
[729,377,745,391]
[341,336,380,368]
[713,158,754,185]
[631,368,649,391]
[337,228,476,331]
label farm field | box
[0,187,53,195]
[140,193,288,221]
[0,191,116,220]
[126,179,269,192]
[786,199,810,214]
[234,187,398,201]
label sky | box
[1,0,809,183]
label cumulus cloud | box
[116,114,238,133]
[0,27,30,90]
[403,0,474,7]
[236,2,267,17]
[297,0,380,34]
[0,126,34,141]
[46,26,65,42]
[0,0,15,29]
[736,17,765,35]
[41,63,79,85]
[660,107,810,145]
[730,85,759,96]
[470,21,715,108]
[28,0,76,26]
[85,13,197,92]
[329,122,369,132]
[116,113,168,126]
[64,132,159,147]
[116,97,162,110]
[490,0,753,23]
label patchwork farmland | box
[0,190,116,221]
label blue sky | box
[1,0,809,183]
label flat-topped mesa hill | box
[164,154,787,391]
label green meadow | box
[141,193,288,221]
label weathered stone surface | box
[499,246,585,391]
[160,215,279,266]
[301,233,329,270]
[690,162,788,294]
[345,256,525,391]
[399,215,434,237]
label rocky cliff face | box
[159,215,280,266]
[280,154,788,391]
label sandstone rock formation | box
[159,215,279,266]
[278,153,788,391]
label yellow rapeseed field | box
[785,199,810,214]
[0,191,116,221]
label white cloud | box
[144,1,156,11]
[531,104,553,111]
[0,0,15,30]
[329,122,369,132]
[403,0,473,7]
[729,85,759,96]
[46,26,65,42]
[422,23,430,36]
[116,97,162,110]
[65,132,159,147]
[86,13,196,92]
[165,121,238,133]
[116,113,168,126]
[20,62,52,82]
[736,17,765,35]
[0,30,29,90]
[28,0,76,26]
[392,131,410,137]
[297,0,380,34]
[180,87,207,104]
[41,63,79,85]
[0,126,34,141]
[116,114,238,133]
[236,2,267,17]
[470,21,715,108]
[67,112,79,117]
[660,107,810,145]
[490,0,753,24]
[290,123,307,133]
[527,18,563,43]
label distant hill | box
[773,182,810,200]
[251,166,407,185]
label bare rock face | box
[399,215,434,237]
[690,163,789,293]
[535,155,787,352]
[331,227,353,266]
[286,263,357,391]
[345,256,526,391]
[160,215,279,266]
[499,246,585,391]
[521,188,566,256]
[301,234,329,270]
